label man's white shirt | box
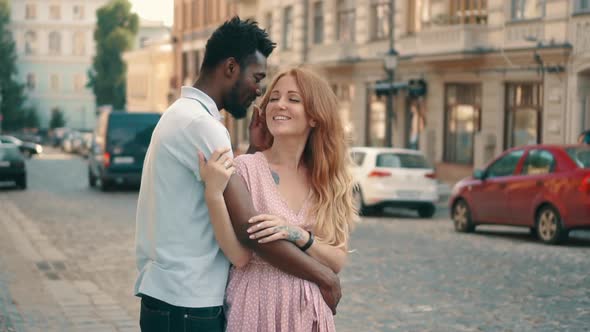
[135,86,233,307]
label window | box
[370,0,391,40]
[505,83,542,148]
[407,0,430,34]
[74,74,85,92]
[350,152,366,166]
[521,149,554,175]
[50,5,61,20]
[24,31,37,55]
[486,150,524,178]
[50,74,60,92]
[566,146,590,168]
[283,6,293,50]
[337,0,356,42]
[313,2,324,44]
[73,31,85,55]
[73,5,85,20]
[449,0,488,24]
[376,153,431,168]
[512,0,545,20]
[265,12,273,39]
[444,84,482,164]
[26,73,36,90]
[575,0,590,12]
[49,31,61,55]
[25,4,36,19]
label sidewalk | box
[0,200,138,332]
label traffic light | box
[408,79,427,98]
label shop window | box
[505,83,542,148]
[444,83,481,164]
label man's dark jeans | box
[139,295,225,332]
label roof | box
[350,146,426,155]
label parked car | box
[350,147,438,218]
[0,135,43,158]
[88,111,161,191]
[0,144,26,189]
[450,144,590,244]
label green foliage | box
[0,0,28,131]
[23,107,40,129]
[88,0,138,110]
[49,107,66,129]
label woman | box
[199,68,357,331]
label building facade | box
[232,0,590,182]
[9,0,109,130]
[172,0,249,149]
[123,34,173,114]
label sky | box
[129,0,173,27]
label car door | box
[506,149,555,226]
[469,150,525,223]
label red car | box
[449,144,590,244]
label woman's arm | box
[247,215,347,273]
[199,148,252,267]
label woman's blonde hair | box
[259,67,358,248]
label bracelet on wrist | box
[298,231,314,252]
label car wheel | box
[353,189,376,216]
[418,204,436,218]
[99,177,112,192]
[452,199,475,233]
[16,176,27,190]
[88,168,96,187]
[536,205,567,245]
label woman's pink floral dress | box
[225,152,335,332]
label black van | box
[88,111,161,191]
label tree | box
[0,0,27,131]
[23,107,40,129]
[88,0,138,110]
[49,107,66,129]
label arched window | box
[49,31,61,55]
[73,31,85,55]
[24,30,37,55]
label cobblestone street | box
[1,149,589,331]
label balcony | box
[504,20,545,48]
[399,24,490,56]
[307,41,359,65]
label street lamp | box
[383,47,398,147]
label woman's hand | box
[247,214,309,246]
[198,147,235,197]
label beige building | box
[123,34,173,113]
[233,0,590,182]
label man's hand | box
[247,105,273,153]
[318,272,342,315]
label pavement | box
[0,147,589,332]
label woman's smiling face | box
[265,75,314,139]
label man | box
[578,130,590,144]
[135,17,341,332]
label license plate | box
[397,190,420,198]
[112,156,134,164]
[0,161,9,167]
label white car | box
[350,147,438,218]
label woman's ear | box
[310,120,317,127]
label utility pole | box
[383,0,398,147]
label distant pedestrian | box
[578,130,590,144]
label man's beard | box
[224,81,249,119]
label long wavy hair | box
[258,68,358,248]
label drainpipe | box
[302,0,309,63]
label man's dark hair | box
[201,17,275,71]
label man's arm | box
[223,174,342,314]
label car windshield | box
[376,153,431,169]
[567,146,590,168]
[0,146,23,160]
[107,114,160,149]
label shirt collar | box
[180,86,221,121]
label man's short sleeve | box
[172,117,233,181]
